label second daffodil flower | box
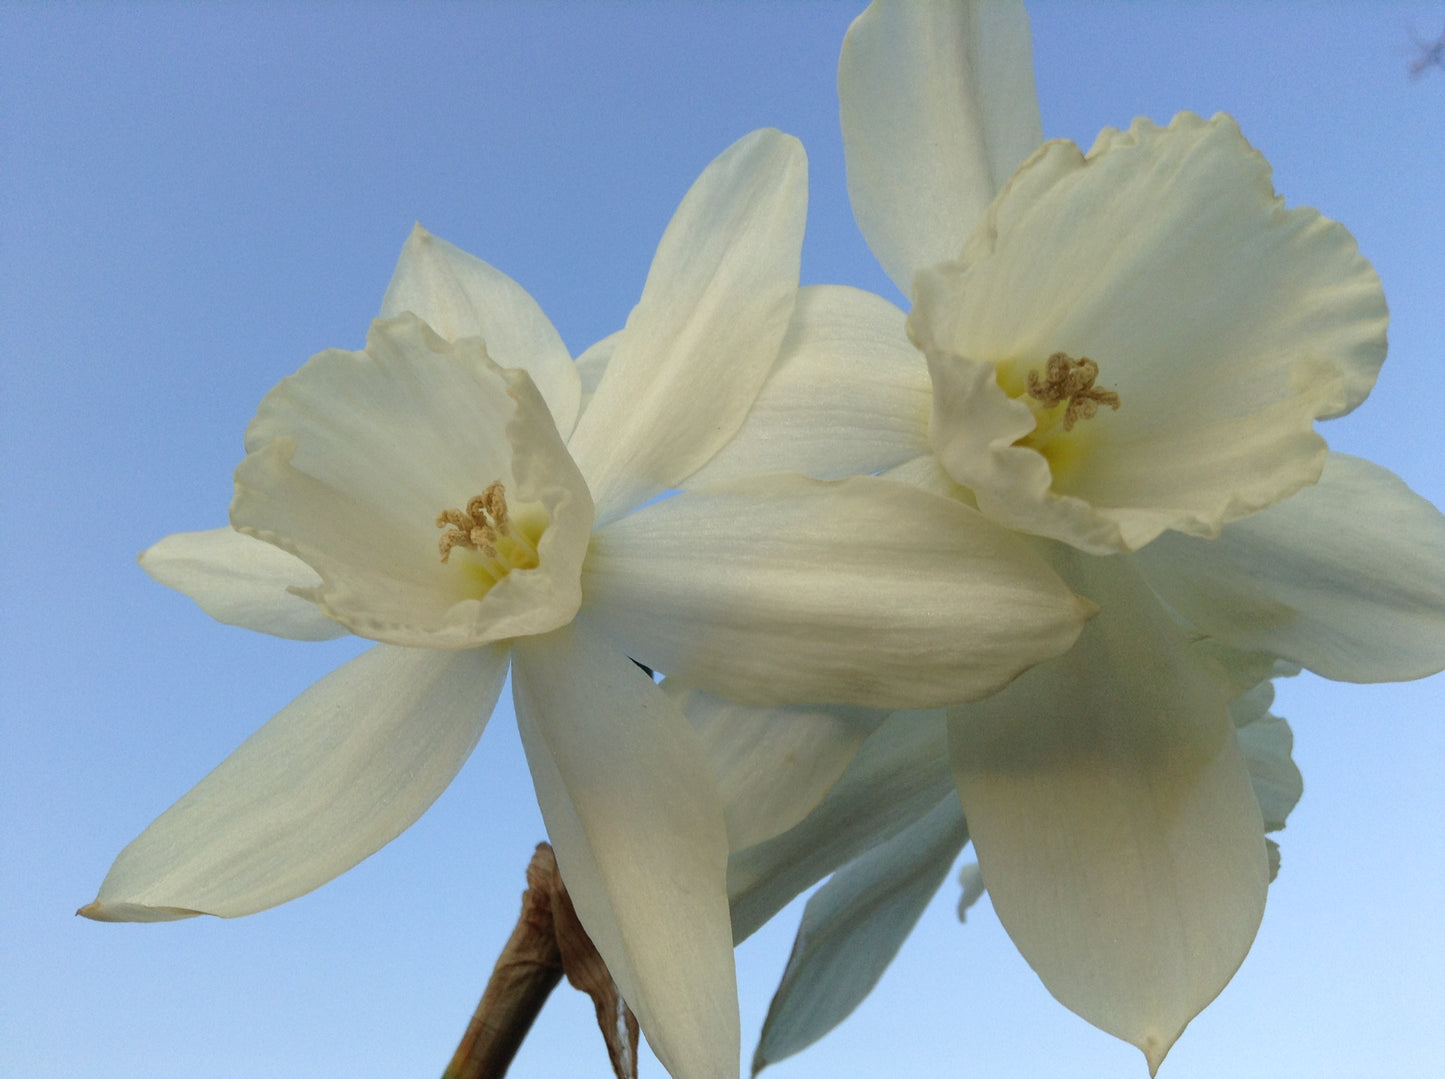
[80,128,1094,1079]
[686,2,1445,1074]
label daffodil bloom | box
[82,128,1094,1079]
[684,2,1445,1072]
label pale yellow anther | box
[1026,352,1121,431]
[436,482,512,563]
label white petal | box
[1194,638,1298,697]
[233,314,593,649]
[838,0,1042,294]
[575,332,617,397]
[1233,696,1303,835]
[584,473,1092,709]
[511,619,737,1079]
[572,330,619,431]
[567,128,807,521]
[948,551,1268,1073]
[380,224,581,436]
[80,644,507,922]
[880,451,972,499]
[139,527,347,641]
[912,113,1388,553]
[752,795,967,1073]
[668,681,886,851]
[728,710,954,943]
[1134,453,1445,682]
[682,285,931,488]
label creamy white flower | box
[909,112,1387,557]
[85,127,1093,1079]
[684,3,1445,1073]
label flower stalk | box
[443,842,638,1079]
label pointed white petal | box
[948,552,1268,1072]
[1135,453,1445,682]
[139,527,347,641]
[912,113,1388,553]
[584,472,1092,709]
[752,795,967,1073]
[839,0,1042,294]
[80,644,507,922]
[682,285,930,488]
[728,710,954,942]
[567,128,807,521]
[511,619,737,1079]
[668,681,886,851]
[233,314,593,649]
[380,225,580,436]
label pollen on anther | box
[436,482,512,563]
[1026,352,1121,431]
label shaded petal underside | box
[682,285,930,488]
[752,795,968,1073]
[728,709,954,943]
[671,682,886,852]
[1136,453,1445,682]
[948,550,1267,1073]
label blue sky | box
[3,3,1442,1077]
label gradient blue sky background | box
[4,3,1443,1077]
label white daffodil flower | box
[681,2,1445,1073]
[82,127,1095,1079]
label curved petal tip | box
[77,899,203,923]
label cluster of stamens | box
[1026,352,1121,432]
[436,481,511,563]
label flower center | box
[992,352,1120,481]
[435,481,545,592]
[1024,352,1120,433]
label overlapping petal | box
[681,285,930,489]
[751,795,967,1074]
[139,527,347,641]
[233,314,593,649]
[583,472,1093,709]
[1231,681,1303,836]
[79,643,506,922]
[1135,453,1445,682]
[567,128,807,522]
[511,618,736,1079]
[728,710,954,942]
[380,224,581,436]
[670,683,886,851]
[912,112,1388,554]
[948,551,1267,1074]
[839,0,1042,294]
